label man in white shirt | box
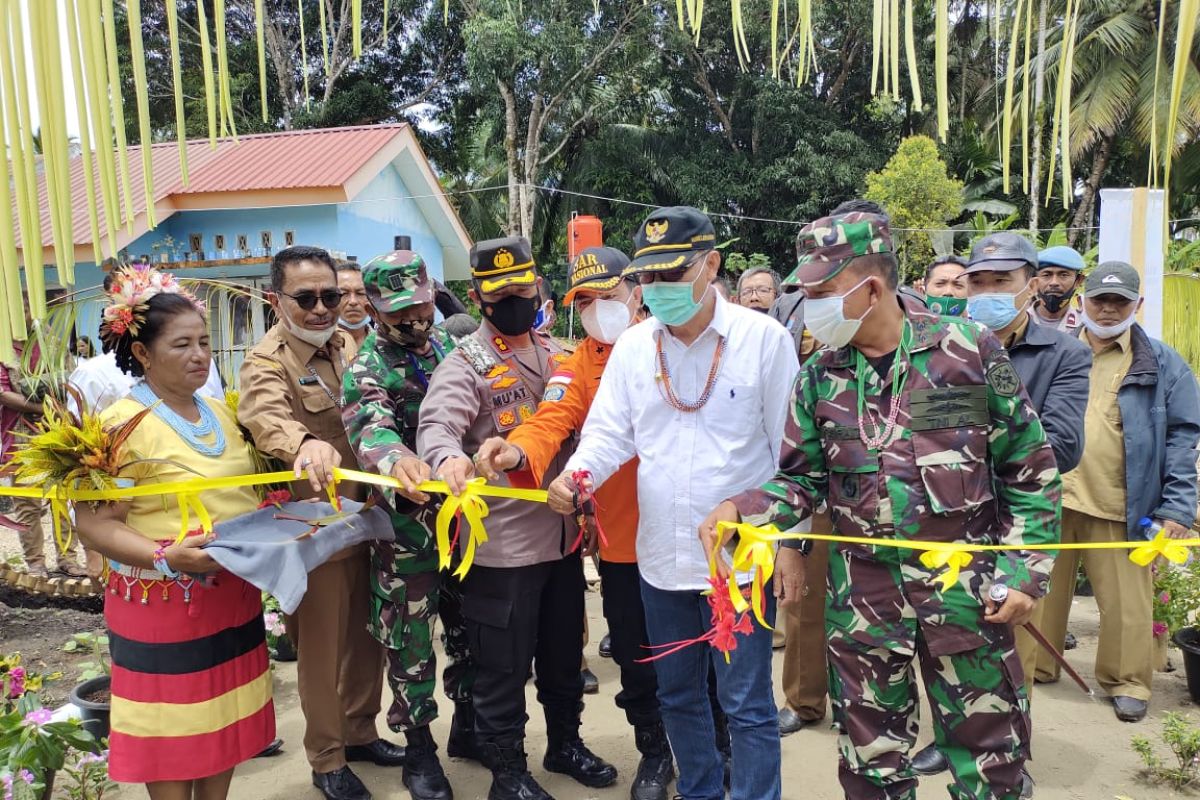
[547,207,798,800]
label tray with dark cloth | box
[201,498,393,614]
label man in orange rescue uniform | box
[476,246,674,800]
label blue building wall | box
[64,162,448,346]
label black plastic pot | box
[272,634,297,662]
[1173,627,1200,703]
[69,675,111,741]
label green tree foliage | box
[866,135,963,280]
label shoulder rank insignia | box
[491,375,518,390]
[457,334,499,377]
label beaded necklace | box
[654,330,726,413]
[130,381,227,457]
[854,321,912,449]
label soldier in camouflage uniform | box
[703,210,1062,800]
[341,248,477,800]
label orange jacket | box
[507,337,639,563]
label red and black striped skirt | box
[104,569,276,784]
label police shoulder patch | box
[985,359,1021,398]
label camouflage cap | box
[362,250,435,313]
[783,212,893,288]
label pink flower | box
[6,666,25,699]
[22,708,52,727]
[1160,591,1171,604]
[1153,621,1169,637]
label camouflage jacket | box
[342,327,457,578]
[731,295,1062,655]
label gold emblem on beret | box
[645,220,669,243]
[493,249,515,269]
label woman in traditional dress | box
[76,266,275,799]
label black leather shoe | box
[910,743,949,776]
[544,739,618,788]
[599,634,613,659]
[777,706,820,736]
[403,727,453,800]
[488,771,554,800]
[345,738,406,767]
[255,738,284,758]
[581,668,599,694]
[447,700,483,763]
[1064,631,1078,650]
[312,766,372,800]
[632,722,674,800]
[1113,695,1148,722]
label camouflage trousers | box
[369,567,476,733]
[827,552,1029,800]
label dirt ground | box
[5,524,1198,799]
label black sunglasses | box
[637,254,707,285]
[280,289,345,311]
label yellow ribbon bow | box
[712,521,798,630]
[435,478,491,579]
[918,545,975,591]
[1129,530,1191,566]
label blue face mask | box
[642,268,710,327]
[967,292,1022,330]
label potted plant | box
[262,595,296,662]
[1156,559,1200,701]
[63,634,111,742]
[1,653,100,800]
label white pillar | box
[1098,188,1165,338]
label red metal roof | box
[19,124,409,249]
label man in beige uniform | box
[240,245,401,800]
[417,236,615,800]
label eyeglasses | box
[280,289,345,311]
[637,254,706,285]
[739,287,777,299]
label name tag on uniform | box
[908,385,989,431]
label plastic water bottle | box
[1140,516,1164,538]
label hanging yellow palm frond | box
[1001,0,1025,194]
[256,0,269,123]
[64,0,103,264]
[165,0,189,182]
[101,0,135,232]
[126,0,157,230]
[78,0,121,255]
[195,0,218,147]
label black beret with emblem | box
[471,236,538,293]
[626,206,717,274]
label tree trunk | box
[498,79,522,236]
[1027,0,1047,235]
[1068,134,1114,246]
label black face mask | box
[482,295,540,336]
[1038,287,1075,314]
[379,318,433,350]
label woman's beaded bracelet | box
[153,545,180,579]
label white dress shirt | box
[68,353,225,416]
[565,294,800,591]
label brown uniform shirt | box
[417,319,578,569]
[239,323,365,512]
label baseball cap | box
[964,232,1038,273]
[1085,261,1141,301]
[783,212,893,288]
[625,207,717,274]
[1037,245,1085,271]
[471,236,537,294]
[562,247,631,305]
[361,250,435,312]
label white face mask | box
[283,314,338,347]
[803,277,874,349]
[339,316,371,330]
[581,296,634,344]
[1081,303,1137,340]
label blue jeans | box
[640,577,782,800]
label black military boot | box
[402,726,453,800]
[447,700,482,763]
[630,721,674,800]
[712,704,732,789]
[543,708,618,788]
[483,738,554,800]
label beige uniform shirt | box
[1063,328,1133,521]
[239,324,365,507]
[417,320,578,568]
